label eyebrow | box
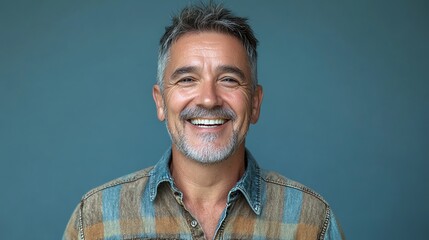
[170,66,198,79]
[217,65,246,80]
[170,65,246,80]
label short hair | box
[157,2,259,92]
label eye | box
[219,77,240,87]
[177,77,196,85]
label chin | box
[181,142,238,164]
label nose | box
[196,80,222,109]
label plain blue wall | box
[1,0,428,239]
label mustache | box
[179,106,236,121]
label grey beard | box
[166,118,240,164]
[164,105,240,164]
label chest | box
[81,185,326,239]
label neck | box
[170,144,246,206]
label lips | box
[189,118,227,127]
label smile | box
[189,118,227,127]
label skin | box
[152,31,263,240]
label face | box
[153,32,263,164]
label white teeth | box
[190,118,226,126]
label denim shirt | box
[63,148,345,240]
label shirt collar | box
[229,149,262,215]
[148,148,174,201]
[148,148,262,215]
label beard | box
[165,106,241,164]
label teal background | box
[1,0,428,239]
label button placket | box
[190,219,198,228]
[186,216,204,239]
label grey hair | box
[157,2,258,92]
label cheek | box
[224,91,253,118]
[164,89,193,112]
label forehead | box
[168,31,249,69]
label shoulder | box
[262,169,328,203]
[64,167,155,238]
[81,166,154,202]
[260,170,333,236]
[259,170,342,239]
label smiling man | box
[64,2,344,240]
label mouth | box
[188,118,228,128]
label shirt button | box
[190,220,198,228]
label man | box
[64,2,345,240]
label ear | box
[152,85,165,121]
[250,85,263,124]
